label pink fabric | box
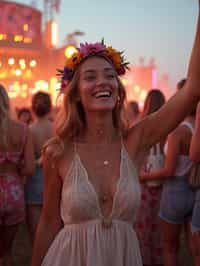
[0,174,25,225]
[135,184,163,265]
[42,145,142,266]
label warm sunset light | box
[65,46,77,58]
[8,58,15,65]
[51,21,58,47]
[23,24,29,32]
[30,60,37,67]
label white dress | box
[42,144,142,266]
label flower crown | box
[57,40,129,92]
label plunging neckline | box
[75,146,123,220]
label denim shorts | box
[24,166,44,205]
[191,189,200,233]
[159,176,195,224]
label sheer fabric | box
[42,144,142,266]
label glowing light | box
[140,90,147,101]
[30,60,37,67]
[50,77,59,105]
[35,80,49,91]
[20,64,26,70]
[21,92,28,98]
[121,78,128,86]
[15,69,22,76]
[133,85,141,93]
[23,24,29,31]
[23,37,32,43]
[10,69,16,75]
[14,35,23,42]
[8,58,15,65]
[64,46,77,58]
[22,84,28,91]
[19,59,25,65]
[0,34,7,40]
[0,61,2,67]
[19,59,26,70]
[152,69,158,88]
[51,21,58,47]
[0,71,7,79]
[24,69,32,79]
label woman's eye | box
[85,76,96,81]
[106,74,115,79]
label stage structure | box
[0,1,170,108]
[0,0,65,107]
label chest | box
[77,143,121,195]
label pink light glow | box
[152,68,158,88]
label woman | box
[135,89,166,266]
[31,3,200,265]
[25,91,55,245]
[189,101,200,266]
[140,79,197,266]
[0,84,35,266]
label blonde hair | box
[0,84,10,146]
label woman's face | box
[78,56,119,113]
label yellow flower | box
[65,52,82,69]
[106,47,122,68]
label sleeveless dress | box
[42,144,142,266]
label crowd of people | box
[0,1,200,266]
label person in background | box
[135,89,166,266]
[24,91,55,246]
[189,101,200,266]
[17,107,33,125]
[127,100,140,127]
[140,79,197,266]
[0,84,35,266]
[31,3,200,265]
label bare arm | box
[190,102,200,162]
[30,146,63,266]
[21,128,35,176]
[140,130,180,181]
[129,3,200,153]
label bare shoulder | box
[43,137,73,164]
[43,137,74,180]
[10,119,27,132]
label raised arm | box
[131,2,200,152]
[30,146,63,266]
[190,102,200,162]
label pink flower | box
[78,42,106,57]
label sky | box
[11,0,198,88]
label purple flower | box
[117,66,126,75]
[78,42,106,57]
[63,67,73,80]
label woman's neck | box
[80,112,119,144]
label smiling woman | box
[31,4,200,264]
